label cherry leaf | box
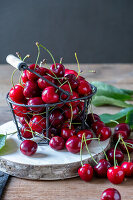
[0,134,7,150]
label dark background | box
[1,0,133,64]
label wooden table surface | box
[1,64,133,200]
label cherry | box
[114,123,131,137]
[21,70,28,83]
[66,136,81,154]
[107,166,125,184]
[50,63,65,77]
[49,136,65,150]
[19,116,30,125]
[64,74,79,90]
[9,84,25,103]
[119,139,133,153]
[86,113,101,127]
[27,97,45,112]
[91,121,105,133]
[61,121,75,129]
[94,159,111,178]
[101,188,121,200]
[113,130,128,143]
[37,75,55,90]
[59,84,71,100]
[78,101,85,112]
[13,104,29,117]
[77,80,92,96]
[42,86,59,104]
[20,140,37,156]
[39,67,50,76]
[65,69,78,77]
[121,162,133,177]
[23,81,39,98]
[107,148,124,165]
[29,115,46,133]
[78,164,93,182]
[49,109,64,128]
[96,126,111,141]
[20,124,33,138]
[61,127,76,140]
[26,64,41,81]
[63,105,79,120]
[77,129,93,145]
[67,91,79,107]
[77,76,85,81]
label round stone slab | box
[0,121,110,180]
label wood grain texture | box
[1,64,133,200]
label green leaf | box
[91,81,132,101]
[0,134,7,150]
[125,110,133,129]
[92,96,133,108]
[100,107,133,125]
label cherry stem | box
[110,120,119,125]
[46,73,63,80]
[98,136,109,161]
[40,59,47,67]
[23,54,30,62]
[25,120,35,140]
[75,52,80,79]
[11,69,18,88]
[80,133,84,167]
[35,43,41,69]
[60,57,63,64]
[66,80,73,94]
[55,80,68,93]
[114,137,121,168]
[6,131,17,136]
[120,136,130,162]
[83,134,98,165]
[16,52,22,60]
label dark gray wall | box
[1,0,133,63]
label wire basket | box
[6,55,97,145]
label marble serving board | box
[0,121,110,180]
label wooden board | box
[0,121,110,180]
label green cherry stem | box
[98,135,109,161]
[75,52,80,79]
[60,57,63,64]
[120,136,130,162]
[114,137,121,168]
[16,52,22,60]
[110,120,119,125]
[35,43,41,69]
[6,131,17,136]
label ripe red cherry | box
[9,84,25,103]
[19,116,30,125]
[86,113,101,127]
[78,101,85,112]
[67,91,79,107]
[20,140,37,156]
[13,105,29,117]
[77,129,93,145]
[64,74,79,90]
[107,148,124,165]
[78,164,93,182]
[113,130,128,143]
[49,109,64,128]
[91,121,105,133]
[96,126,111,141]
[65,69,78,77]
[26,64,41,81]
[50,63,65,77]
[94,159,111,178]
[49,136,65,150]
[27,97,45,112]
[23,81,39,98]
[37,75,55,90]
[77,80,92,96]
[107,166,125,184]
[119,139,133,153]
[63,105,79,120]
[101,188,121,200]
[39,67,50,76]
[20,124,33,139]
[61,127,76,140]
[61,122,75,129]
[66,136,81,154]
[121,162,133,177]
[21,70,28,83]
[29,115,46,133]
[59,84,71,100]
[114,123,131,137]
[42,86,59,104]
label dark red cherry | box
[9,84,25,103]
[27,97,45,112]
[77,80,92,96]
[37,75,55,90]
[67,91,79,107]
[59,84,71,100]
[121,161,133,177]
[96,126,111,141]
[20,124,33,138]
[113,130,128,143]
[77,129,93,145]
[64,74,79,90]
[19,116,30,125]
[50,63,65,77]
[13,105,29,117]
[61,127,76,140]
[26,64,41,81]
[78,101,85,112]
[49,109,64,128]
[91,121,105,133]
[49,136,65,150]
[114,123,131,137]
[86,113,101,127]
[29,115,46,133]
[20,140,37,156]
[107,166,125,184]
[42,86,59,104]
[63,105,79,120]
[21,70,28,83]
[77,76,85,81]
[39,67,50,76]
[23,81,39,98]
[78,164,93,182]
[66,136,81,154]
[94,159,111,178]
[61,121,75,129]
[101,188,121,200]
[119,139,133,153]
[65,69,78,77]
[107,148,124,165]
